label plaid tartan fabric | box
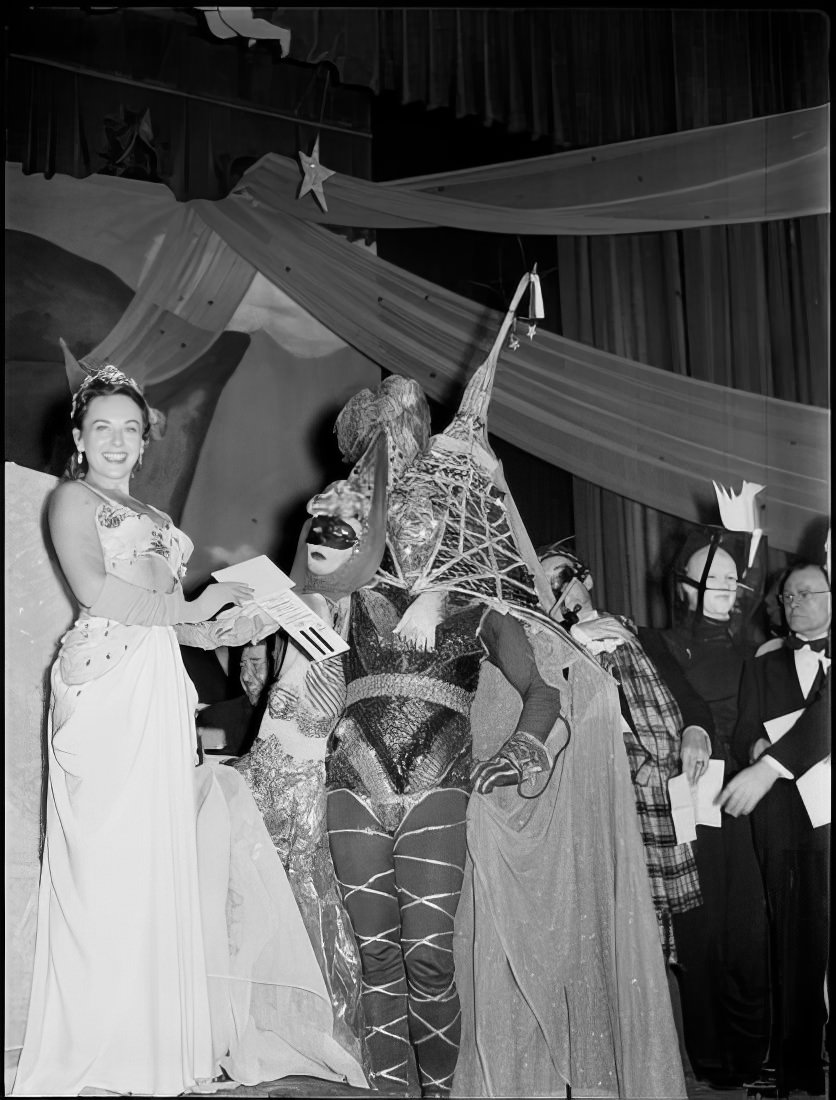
[593,617,703,961]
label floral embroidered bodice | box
[93,497,192,591]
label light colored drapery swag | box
[232,106,828,234]
[82,194,828,556]
[81,206,256,386]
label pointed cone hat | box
[444,268,540,449]
[388,269,554,613]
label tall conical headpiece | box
[382,269,554,614]
[444,267,542,449]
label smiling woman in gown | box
[10,365,367,1097]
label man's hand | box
[680,725,712,787]
[715,759,780,817]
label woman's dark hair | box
[65,377,152,480]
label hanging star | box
[508,335,520,350]
[298,138,335,212]
[526,323,538,340]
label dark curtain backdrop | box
[6,6,829,623]
[369,8,829,625]
[5,7,372,199]
[283,8,829,144]
[561,216,829,624]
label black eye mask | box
[306,515,360,550]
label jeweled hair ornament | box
[61,339,167,440]
[70,364,144,418]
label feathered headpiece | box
[334,375,430,488]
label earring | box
[76,450,85,471]
[136,452,144,471]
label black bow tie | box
[788,634,830,655]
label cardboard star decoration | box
[297,138,335,212]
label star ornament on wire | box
[298,138,335,212]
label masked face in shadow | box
[539,552,595,627]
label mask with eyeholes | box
[536,543,594,629]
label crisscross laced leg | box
[327,790,419,1095]
[396,790,468,1098]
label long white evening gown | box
[10,487,366,1096]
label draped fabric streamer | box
[82,189,828,554]
[78,206,257,386]
[10,108,827,553]
[231,106,829,234]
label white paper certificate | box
[212,556,349,662]
[764,709,831,828]
[668,760,725,845]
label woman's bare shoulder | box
[49,478,99,519]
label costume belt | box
[345,674,472,716]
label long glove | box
[471,729,553,796]
[88,573,189,625]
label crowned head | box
[70,365,151,435]
[68,365,153,483]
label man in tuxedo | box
[719,561,830,1097]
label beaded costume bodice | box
[326,586,485,801]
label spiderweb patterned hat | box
[381,270,554,616]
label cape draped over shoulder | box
[453,613,687,1099]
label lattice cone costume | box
[381,271,554,616]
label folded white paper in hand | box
[212,556,348,662]
[668,760,725,844]
[764,709,830,827]
[796,757,831,828]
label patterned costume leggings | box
[327,787,467,1097]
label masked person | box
[719,560,831,1097]
[639,529,770,1088]
[230,434,392,1082]
[320,278,687,1100]
[537,544,710,964]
